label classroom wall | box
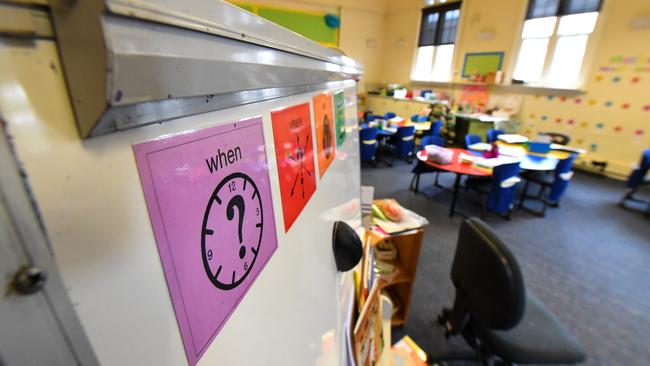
[231,0,389,91]
[519,0,650,176]
[378,0,650,177]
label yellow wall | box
[232,0,389,91]
[378,0,650,177]
[381,0,422,84]
[239,0,649,175]
[519,0,650,176]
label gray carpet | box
[361,161,650,366]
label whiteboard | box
[1,39,361,366]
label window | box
[412,2,462,82]
[513,0,601,87]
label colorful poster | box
[313,92,336,177]
[334,90,346,148]
[133,117,278,366]
[271,103,317,232]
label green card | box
[333,90,346,147]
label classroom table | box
[417,148,492,217]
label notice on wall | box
[271,103,317,232]
[133,117,278,366]
[313,92,336,177]
[333,90,346,148]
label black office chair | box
[436,218,586,365]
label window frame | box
[418,2,463,47]
[513,0,602,87]
[412,1,462,82]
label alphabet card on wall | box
[313,92,336,177]
[133,116,278,366]
[271,103,317,232]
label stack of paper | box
[475,155,521,168]
[468,142,492,152]
[498,145,527,158]
[498,134,529,144]
[550,143,587,155]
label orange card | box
[313,92,336,177]
[271,103,317,232]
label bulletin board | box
[462,52,504,78]
[232,2,339,46]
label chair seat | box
[474,291,586,364]
[466,176,493,194]
[522,170,553,186]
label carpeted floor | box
[361,160,650,366]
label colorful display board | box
[313,92,336,177]
[133,117,278,365]
[271,103,317,232]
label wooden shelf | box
[365,227,424,326]
[377,262,412,286]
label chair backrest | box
[527,141,551,154]
[384,112,396,119]
[486,162,521,214]
[465,134,481,148]
[421,135,445,148]
[430,120,443,137]
[394,126,415,158]
[626,149,650,189]
[486,129,504,143]
[549,154,577,202]
[359,127,378,162]
[411,114,428,122]
[451,218,526,331]
[363,111,373,122]
[540,132,571,145]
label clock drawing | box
[201,172,263,290]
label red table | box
[417,148,492,217]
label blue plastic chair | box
[621,149,650,215]
[359,127,378,166]
[527,142,551,154]
[430,120,443,137]
[548,155,577,204]
[465,134,481,148]
[384,112,396,119]
[486,128,504,143]
[412,114,428,122]
[625,149,650,190]
[521,154,577,215]
[466,162,521,219]
[486,162,522,217]
[411,135,446,193]
[390,126,416,162]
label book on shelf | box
[353,281,384,366]
[386,336,428,366]
[375,239,398,260]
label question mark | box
[226,195,246,259]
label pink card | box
[133,117,278,365]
